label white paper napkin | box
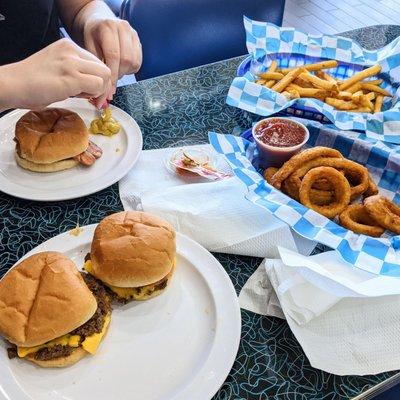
[239,259,285,319]
[119,146,316,257]
[240,249,400,375]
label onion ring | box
[299,167,351,218]
[363,176,379,198]
[343,168,371,200]
[364,195,400,234]
[281,175,300,200]
[312,177,335,191]
[339,204,385,237]
[283,175,334,205]
[291,157,369,199]
[270,147,343,189]
[263,167,279,184]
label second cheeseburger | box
[85,211,176,302]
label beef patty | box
[7,272,111,361]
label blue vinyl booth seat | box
[120,0,285,80]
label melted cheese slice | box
[17,312,111,358]
[83,260,170,300]
[17,335,80,358]
[108,285,151,300]
[82,313,111,354]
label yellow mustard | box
[90,107,120,136]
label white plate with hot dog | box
[0,98,142,201]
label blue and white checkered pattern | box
[209,121,400,276]
[227,17,400,144]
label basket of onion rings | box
[209,123,400,277]
[264,149,398,238]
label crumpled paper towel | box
[119,145,315,258]
[240,248,400,375]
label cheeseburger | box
[84,211,176,302]
[14,108,102,173]
[0,252,111,368]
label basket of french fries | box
[228,18,400,143]
[251,59,388,114]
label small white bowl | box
[252,117,309,168]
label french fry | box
[364,79,383,85]
[347,83,362,94]
[265,80,276,88]
[271,67,302,93]
[258,72,284,80]
[339,64,382,90]
[316,70,337,83]
[280,60,337,74]
[325,98,358,110]
[294,87,328,98]
[256,79,266,85]
[268,60,278,73]
[351,90,364,103]
[360,83,391,97]
[293,77,315,88]
[286,83,302,91]
[374,95,384,113]
[360,94,374,111]
[299,72,338,91]
[337,91,354,100]
[287,89,300,98]
[365,92,375,100]
[282,91,297,100]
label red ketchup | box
[252,117,309,167]
[254,119,306,147]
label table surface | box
[2,24,400,400]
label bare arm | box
[56,0,116,45]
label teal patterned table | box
[1,25,400,399]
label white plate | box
[0,98,143,201]
[0,226,241,400]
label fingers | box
[77,58,111,86]
[76,43,105,64]
[118,22,142,77]
[99,25,121,87]
[83,33,103,61]
[130,29,143,74]
[92,90,111,109]
[78,74,111,99]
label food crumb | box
[116,148,120,153]
[69,225,84,237]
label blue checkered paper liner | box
[208,122,400,277]
[227,17,400,144]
